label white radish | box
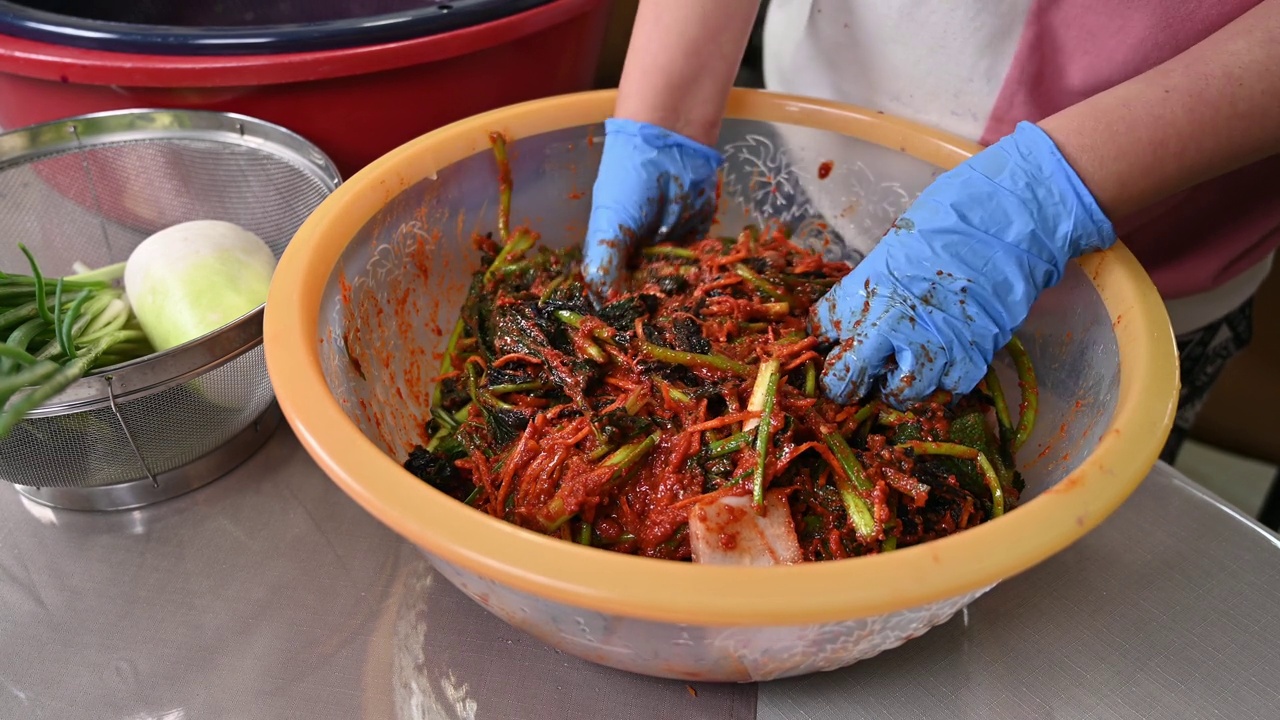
[124,220,276,352]
[688,491,803,566]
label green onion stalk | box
[822,431,877,540]
[750,360,782,512]
[1005,336,1038,452]
[539,433,659,531]
[642,342,752,377]
[0,248,154,439]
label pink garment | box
[981,0,1277,299]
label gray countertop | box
[2,426,1277,720]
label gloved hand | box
[582,118,723,297]
[812,121,1117,406]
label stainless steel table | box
[2,427,1277,720]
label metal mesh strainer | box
[0,109,340,510]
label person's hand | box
[582,118,723,297]
[811,121,1118,406]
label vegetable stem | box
[733,263,793,303]
[463,485,483,507]
[852,402,879,427]
[65,261,126,285]
[823,431,877,540]
[78,290,122,328]
[78,302,130,345]
[60,288,93,360]
[0,344,38,366]
[623,390,645,416]
[708,430,752,458]
[553,310,614,345]
[824,432,874,493]
[781,273,839,288]
[52,278,66,357]
[600,531,637,546]
[0,361,60,405]
[1006,336,1038,452]
[641,342,751,377]
[976,452,1005,517]
[540,433,658,531]
[489,132,512,243]
[425,403,473,451]
[484,229,535,284]
[2,318,45,374]
[432,317,468,408]
[641,245,698,260]
[604,433,660,471]
[488,381,550,395]
[898,440,977,460]
[18,244,53,325]
[658,380,691,404]
[0,330,138,438]
[570,332,608,364]
[759,301,791,318]
[0,301,44,333]
[538,275,566,305]
[0,249,160,436]
[431,406,461,432]
[553,309,584,327]
[465,362,515,411]
[750,360,781,512]
[984,366,1014,442]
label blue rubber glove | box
[583,118,723,297]
[812,121,1117,406]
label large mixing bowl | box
[264,89,1179,682]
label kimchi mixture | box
[404,135,1036,565]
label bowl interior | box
[320,117,1118,503]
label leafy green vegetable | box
[0,245,181,438]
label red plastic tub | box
[0,0,610,177]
